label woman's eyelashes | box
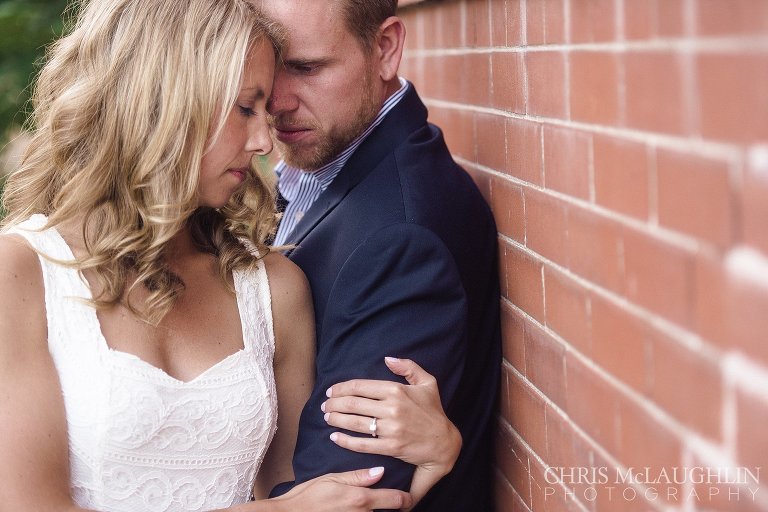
[238,105,258,117]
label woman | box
[0,0,458,511]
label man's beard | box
[274,79,380,171]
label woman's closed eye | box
[238,105,258,117]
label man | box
[262,1,501,510]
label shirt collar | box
[275,77,410,192]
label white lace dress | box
[8,215,278,511]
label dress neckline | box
[45,220,249,385]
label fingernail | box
[324,412,330,422]
[321,401,326,412]
[385,357,401,364]
[326,387,333,397]
[368,467,384,477]
[330,432,339,442]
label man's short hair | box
[339,0,398,53]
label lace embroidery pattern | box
[9,215,278,512]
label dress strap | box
[233,258,275,360]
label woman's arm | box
[0,235,87,512]
[249,253,412,511]
[252,252,316,498]
[322,357,462,508]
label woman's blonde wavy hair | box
[2,0,284,324]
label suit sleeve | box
[290,222,468,495]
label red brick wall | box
[397,1,768,510]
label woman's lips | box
[228,167,248,182]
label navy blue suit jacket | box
[273,85,501,511]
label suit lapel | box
[285,85,428,247]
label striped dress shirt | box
[273,78,410,245]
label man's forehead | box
[259,0,350,54]
[257,0,342,22]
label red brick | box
[494,471,531,512]
[505,0,525,46]
[625,51,686,135]
[416,3,440,50]
[657,0,687,37]
[593,134,650,220]
[495,423,533,507]
[492,51,525,114]
[656,148,734,247]
[543,266,591,354]
[524,188,569,267]
[476,112,507,171]
[526,0,546,45]
[428,54,457,101]
[735,389,768,496]
[694,250,768,365]
[623,227,696,328]
[743,148,768,255]
[624,0,658,40]
[466,0,491,47]
[429,107,474,161]
[438,1,463,48]
[543,125,592,200]
[697,52,768,144]
[590,454,669,512]
[526,51,567,119]
[545,406,593,471]
[693,251,730,348]
[543,410,597,506]
[502,241,545,322]
[499,243,511,298]
[565,353,621,456]
[398,51,417,83]
[697,0,768,36]
[505,118,543,185]
[689,452,766,512]
[398,10,422,50]
[464,52,492,106]
[649,329,723,441]
[506,368,548,458]
[491,176,525,243]
[590,293,648,392]
[616,397,684,497]
[570,0,617,43]
[724,255,768,366]
[465,166,492,204]
[570,51,621,126]
[566,206,625,294]
[530,457,589,512]
[490,0,510,46]
[544,407,594,502]
[416,55,438,99]
[623,0,687,39]
[543,0,566,44]
[524,321,566,409]
[501,300,526,373]
[524,0,565,46]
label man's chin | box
[276,139,336,171]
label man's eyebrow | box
[283,57,332,67]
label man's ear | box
[375,16,405,81]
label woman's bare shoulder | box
[0,233,47,357]
[260,251,314,360]
[0,233,45,294]
[261,251,311,304]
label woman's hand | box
[264,467,412,512]
[322,357,462,479]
